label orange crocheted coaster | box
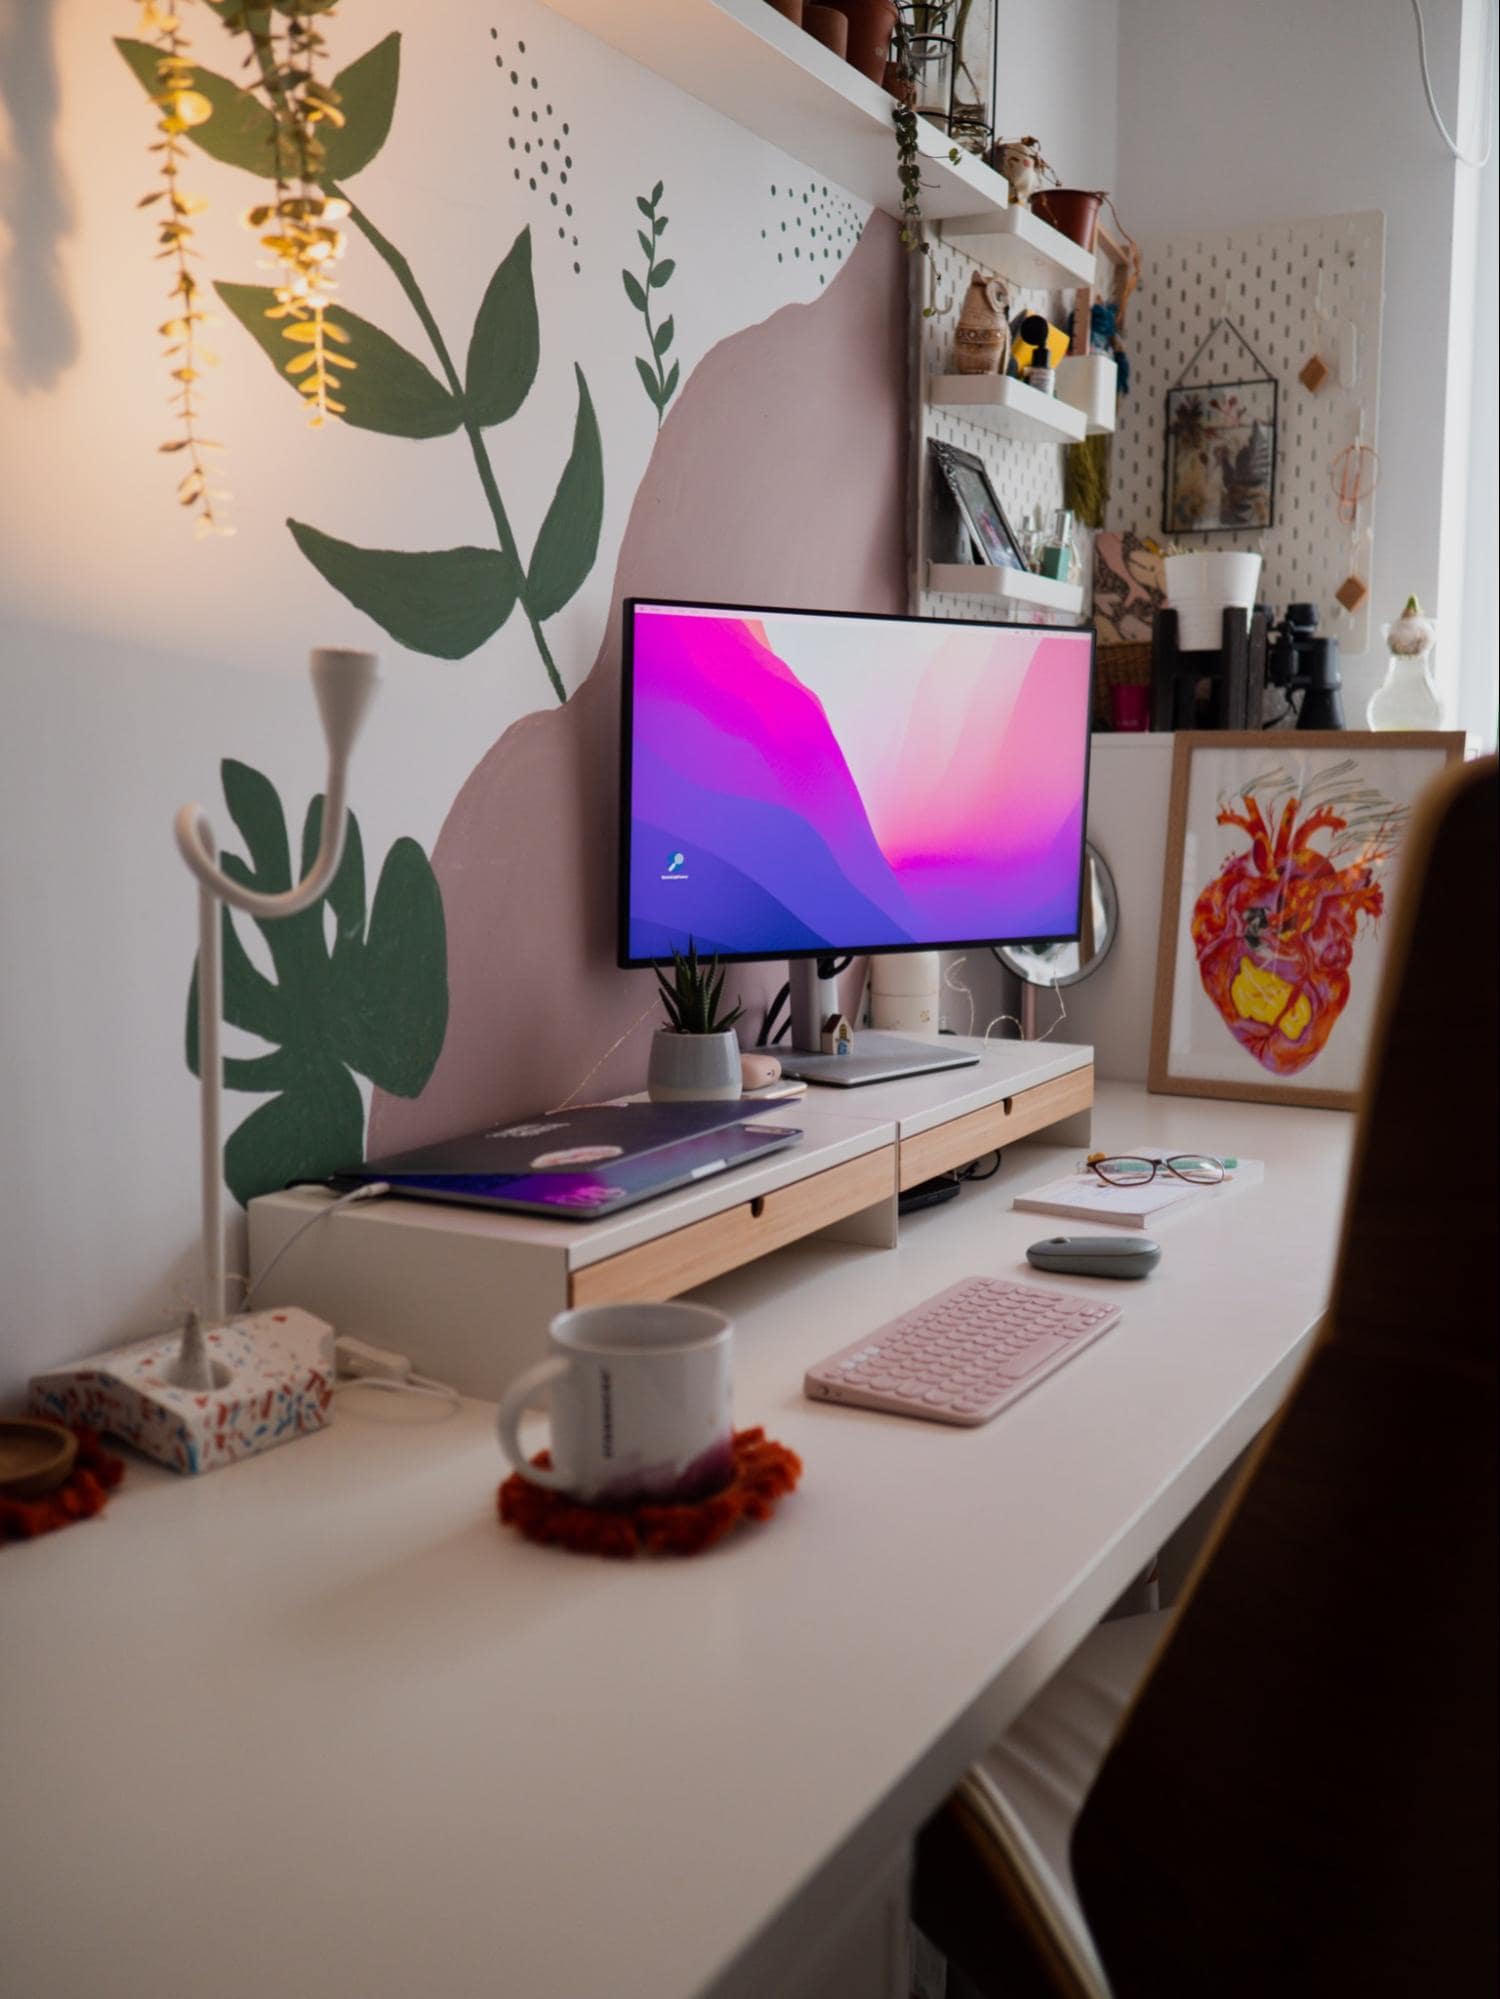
[498,1426,802,1559]
[1,1428,125,1544]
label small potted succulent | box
[648,942,744,1102]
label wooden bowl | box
[0,1419,78,1500]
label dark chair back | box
[1071,754,1498,1996]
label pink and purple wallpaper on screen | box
[624,605,1092,961]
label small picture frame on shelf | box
[929,441,1029,571]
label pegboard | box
[911,234,1086,624]
[1107,211,1386,652]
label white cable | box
[243,1180,391,1308]
[335,1371,461,1412]
[1411,0,1496,167]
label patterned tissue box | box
[30,1308,335,1475]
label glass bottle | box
[1367,596,1441,729]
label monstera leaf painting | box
[186,761,448,1206]
[117,29,602,703]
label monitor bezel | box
[617,595,1097,970]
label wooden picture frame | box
[1149,731,1465,1109]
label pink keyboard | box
[804,1275,1120,1427]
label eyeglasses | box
[1084,1152,1227,1187]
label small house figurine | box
[820,1013,855,1057]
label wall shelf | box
[927,564,1086,618]
[536,0,1088,288]
[937,201,1096,287]
[929,373,1087,444]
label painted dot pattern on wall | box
[490,26,582,274]
[915,236,1079,624]
[760,178,864,286]
[1108,211,1386,652]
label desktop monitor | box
[618,598,1095,971]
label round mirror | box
[993,843,1118,990]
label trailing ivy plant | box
[184,759,448,1207]
[623,182,678,426]
[118,25,602,704]
[890,6,960,287]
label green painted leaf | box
[337,838,449,1094]
[654,315,675,356]
[636,194,655,218]
[301,797,367,968]
[621,269,647,313]
[223,1065,367,1208]
[662,359,680,402]
[465,227,540,427]
[651,180,664,205]
[635,356,663,406]
[650,258,676,288]
[320,33,400,180]
[216,283,460,439]
[115,38,286,178]
[526,366,604,622]
[637,230,654,260]
[289,522,519,659]
[223,758,291,894]
[654,215,669,236]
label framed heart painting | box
[1149,732,1465,1109]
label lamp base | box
[29,1308,335,1475]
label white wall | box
[1115,0,1473,726]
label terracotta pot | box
[802,4,850,58]
[1030,188,1104,253]
[831,0,897,83]
[764,0,803,23]
[883,60,917,106]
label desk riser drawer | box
[897,1066,1095,1191]
[569,1148,898,1307]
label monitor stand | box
[778,958,979,1089]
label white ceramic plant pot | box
[1163,551,1263,653]
[647,1028,742,1102]
[1054,354,1117,433]
[869,951,941,1038]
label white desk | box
[0,1083,1353,1999]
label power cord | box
[1410,0,1495,168]
[242,1180,391,1309]
[334,1336,461,1411]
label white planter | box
[869,951,941,1038]
[646,1028,742,1103]
[1163,551,1263,653]
[1054,354,1117,433]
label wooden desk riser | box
[248,1039,1095,1398]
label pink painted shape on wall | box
[368,217,908,1152]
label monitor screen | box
[619,599,1095,967]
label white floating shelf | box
[938,201,1097,287]
[927,564,1087,618]
[535,0,1080,273]
[929,373,1087,444]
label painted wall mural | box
[759,177,864,285]
[490,23,582,277]
[623,181,678,425]
[119,27,603,708]
[185,760,448,1207]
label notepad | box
[1012,1150,1263,1228]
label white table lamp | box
[29,649,381,1470]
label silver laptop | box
[778,1032,980,1089]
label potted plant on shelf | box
[649,942,745,1102]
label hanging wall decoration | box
[1163,319,1278,535]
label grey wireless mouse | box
[1026,1235,1162,1280]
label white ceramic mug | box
[496,1301,734,1505]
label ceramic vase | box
[647,1029,743,1103]
[953,272,1010,376]
[1368,606,1441,729]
